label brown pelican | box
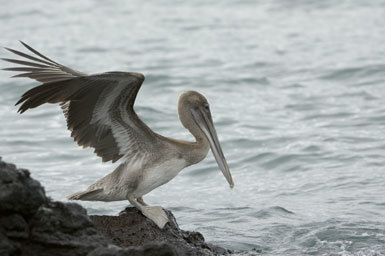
[2,42,234,228]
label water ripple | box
[1,0,385,255]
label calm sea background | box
[1,1,385,255]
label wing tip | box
[19,40,30,49]
[4,47,13,53]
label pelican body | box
[2,42,234,228]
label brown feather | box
[2,42,158,164]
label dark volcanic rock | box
[0,157,108,256]
[0,157,232,256]
[0,160,46,217]
[91,207,231,255]
[88,243,178,256]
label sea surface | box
[1,1,385,255]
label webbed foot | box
[141,206,169,228]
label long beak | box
[191,107,234,188]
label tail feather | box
[67,188,104,201]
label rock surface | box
[0,157,231,256]
[0,157,108,256]
[91,207,231,255]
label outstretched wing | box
[2,42,165,164]
[2,41,86,83]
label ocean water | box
[1,0,385,255]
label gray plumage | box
[2,42,234,229]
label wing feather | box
[4,47,61,67]
[2,43,162,164]
[2,41,86,84]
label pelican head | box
[178,91,234,188]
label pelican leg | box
[127,196,168,229]
[137,197,148,206]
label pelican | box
[2,42,234,228]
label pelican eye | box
[203,104,210,111]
